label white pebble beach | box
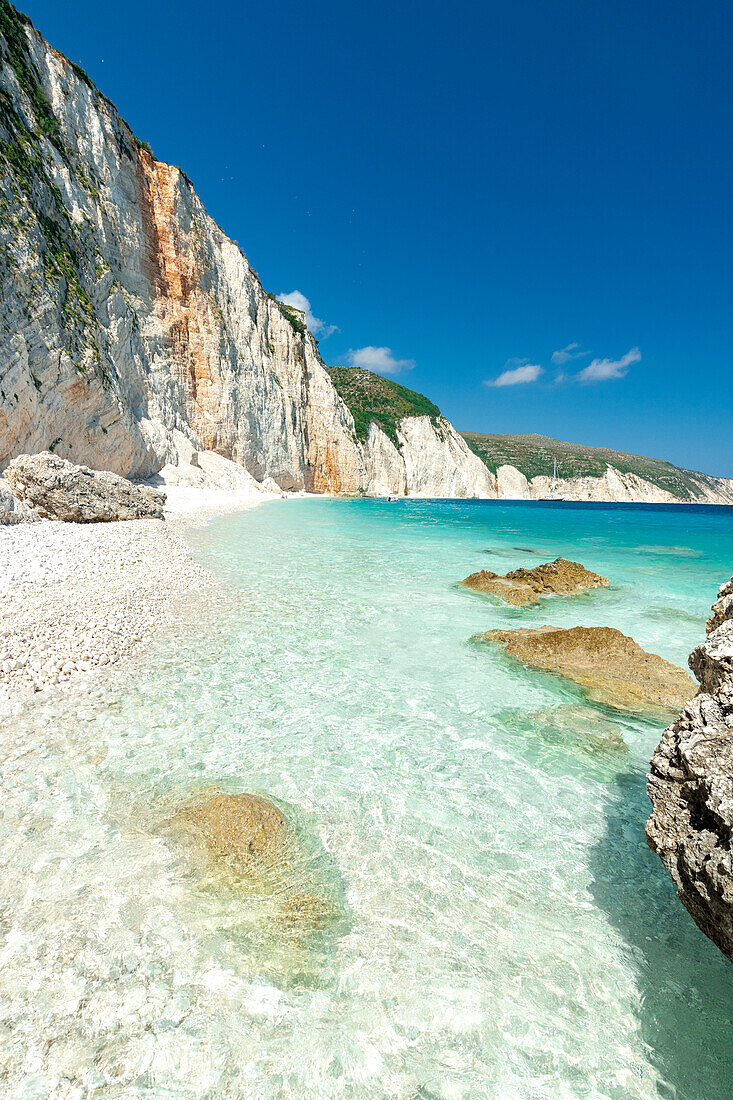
[0,485,275,707]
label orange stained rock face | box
[314,442,342,493]
[138,152,227,452]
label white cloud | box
[277,290,337,339]
[346,346,415,375]
[552,342,589,365]
[577,346,641,383]
[487,360,544,387]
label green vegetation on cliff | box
[267,293,307,337]
[0,0,62,148]
[327,365,441,446]
[0,1,107,381]
[460,432,717,500]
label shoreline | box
[3,486,725,714]
[0,486,276,711]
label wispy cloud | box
[346,346,415,375]
[487,359,544,387]
[277,290,337,339]
[577,346,641,383]
[552,342,589,366]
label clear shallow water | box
[1,498,733,1099]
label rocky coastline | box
[646,577,733,961]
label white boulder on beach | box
[4,452,166,522]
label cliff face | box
[467,433,733,506]
[646,578,733,960]
[0,6,366,489]
[0,6,493,497]
[1,7,730,504]
[370,417,496,498]
[492,464,733,504]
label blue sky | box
[22,0,732,475]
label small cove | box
[1,497,732,1098]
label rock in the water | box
[4,453,165,523]
[646,577,733,961]
[461,557,609,606]
[501,704,628,759]
[474,624,695,712]
[0,478,39,525]
[176,792,287,862]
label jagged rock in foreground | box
[461,557,608,606]
[5,451,165,521]
[474,625,696,713]
[647,578,733,961]
[175,792,288,863]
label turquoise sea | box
[2,498,733,1099]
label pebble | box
[0,515,217,704]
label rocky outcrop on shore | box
[646,578,733,961]
[5,452,165,521]
[461,557,608,606]
[474,625,696,713]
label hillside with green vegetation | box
[460,432,720,501]
[327,366,441,447]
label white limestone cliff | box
[360,417,496,498]
[0,12,497,500]
[493,463,733,505]
[1,9,730,505]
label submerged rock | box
[474,625,695,713]
[646,577,733,962]
[461,557,608,606]
[168,789,349,964]
[4,452,165,522]
[501,704,628,759]
[176,792,287,863]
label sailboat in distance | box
[538,458,567,501]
